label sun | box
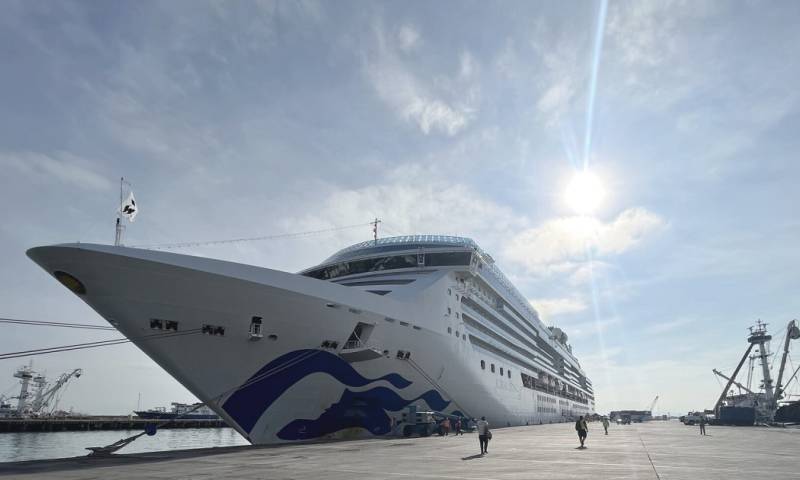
[565,170,605,215]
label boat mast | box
[750,321,776,416]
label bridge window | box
[302,251,472,281]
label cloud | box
[504,207,666,274]
[0,151,112,191]
[364,21,476,136]
[397,24,420,52]
[284,165,519,265]
[645,317,696,334]
[530,296,588,320]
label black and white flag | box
[119,191,138,222]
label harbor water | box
[0,427,249,463]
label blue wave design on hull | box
[278,387,451,440]
[222,349,413,433]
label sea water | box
[0,427,249,463]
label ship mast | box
[750,321,776,416]
[370,217,381,245]
[114,177,124,246]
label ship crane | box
[774,320,800,402]
[713,320,799,422]
[713,369,755,395]
[29,368,82,415]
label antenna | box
[370,217,381,245]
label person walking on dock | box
[601,417,609,435]
[575,416,588,448]
[477,416,490,455]
[454,418,462,435]
[699,416,707,436]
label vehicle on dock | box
[680,412,705,425]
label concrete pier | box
[0,417,226,433]
[1,421,797,479]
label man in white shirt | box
[476,416,490,454]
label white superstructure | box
[27,235,594,444]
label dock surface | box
[1,421,797,479]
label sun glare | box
[565,170,605,215]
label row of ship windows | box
[447,327,467,340]
[538,407,557,413]
[537,394,557,404]
[480,360,512,379]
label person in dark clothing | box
[575,415,588,448]
[699,416,707,435]
[476,416,489,454]
[455,418,462,435]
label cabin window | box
[500,367,504,376]
[249,316,263,339]
[455,330,459,336]
[447,327,452,334]
[481,360,485,370]
[508,370,511,379]
[447,307,451,315]
[491,364,495,373]
[448,288,451,295]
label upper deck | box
[303,236,539,332]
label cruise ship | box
[27,235,594,444]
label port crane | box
[646,395,659,415]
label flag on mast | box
[119,191,138,222]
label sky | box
[1,0,800,418]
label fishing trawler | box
[27,235,594,444]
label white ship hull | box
[28,239,594,444]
